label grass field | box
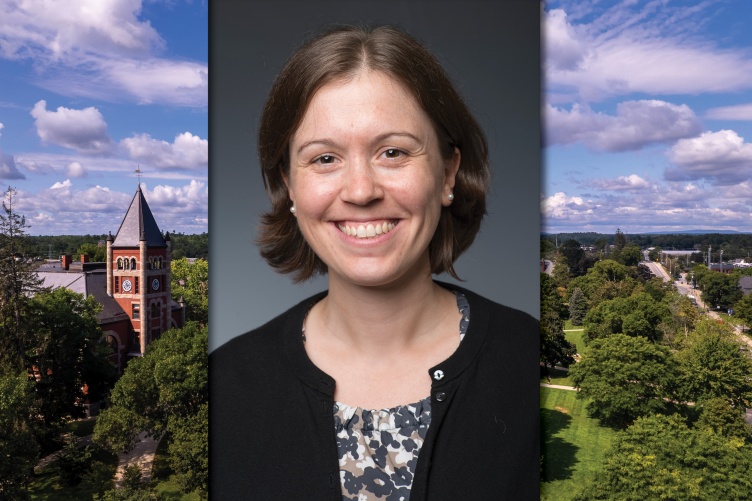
[540,387,617,501]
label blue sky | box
[543,0,752,234]
[0,0,207,235]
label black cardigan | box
[209,283,540,500]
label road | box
[644,260,752,351]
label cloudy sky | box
[0,0,207,236]
[543,0,752,234]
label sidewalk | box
[35,430,159,485]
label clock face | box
[122,279,132,292]
[152,278,159,291]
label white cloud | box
[50,179,72,190]
[31,100,113,154]
[546,100,701,151]
[545,8,587,71]
[0,152,26,180]
[705,103,752,121]
[667,130,752,185]
[0,0,207,108]
[0,122,4,136]
[545,4,752,102]
[120,132,208,170]
[590,174,651,192]
[66,161,87,178]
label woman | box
[210,26,539,500]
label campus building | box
[37,185,185,372]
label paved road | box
[646,261,752,351]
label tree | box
[551,254,572,289]
[573,414,752,501]
[76,242,106,262]
[568,287,587,326]
[27,288,117,432]
[733,291,752,330]
[541,273,575,372]
[696,397,752,441]
[619,244,642,267]
[0,187,47,372]
[0,374,39,500]
[699,272,741,310]
[612,228,627,261]
[676,319,752,410]
[171,257,208,326]
[583,292,669,344]
[658,292,702,349]
[569,334,678,428]
[95,322,208,498]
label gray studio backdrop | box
[210,0,540,351]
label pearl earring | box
[447,193,454,201]
[290,205,296,214]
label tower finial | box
[135,166,142,187]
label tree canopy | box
[94,322,208,498]
[569,334,678,428]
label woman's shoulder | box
[210,290,327,364]
[439,281,538,328]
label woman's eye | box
[315,155,336,164]
[383,148,403,158]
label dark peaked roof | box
[112,185,166,248]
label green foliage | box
[569,334,679,428]
[568,287,588,326]
[568,260,637,310]
[733,291,752,328]
[619,244,642,266]
[659,292,702,349]
[79,460,116,496]
[583,292,669,343]
[170,258,208,325]
[28,288,117,428]
[541,274,576,371]
[0,187,48,373]
[168,232,208,260]
[76,242,107,262]
[698,272,742,310]
[676,319,752,409]
[94,323,208,498]
[53,441,94,486]
[696,397,752,441]
[0,373,39,499]
[573,414,752,500]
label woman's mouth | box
[336,221,398,239]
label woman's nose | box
[340,159,384,205]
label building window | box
[151,301,161,318]
[132,303,140,320]
[115,276,119,293]
[131,258,137,270]
[135,277,139,294]
[117,257,123,270]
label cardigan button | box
[435,392,447,402]
[433,370,444,380]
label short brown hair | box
[257,25,489,282]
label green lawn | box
[541,387,617,501]
[65,417,97,437]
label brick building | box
[38,185,185,372]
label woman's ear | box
[442,147,461,206]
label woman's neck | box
[314,271,456,353]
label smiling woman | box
[210,24,539,500]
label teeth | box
[337,221,396,239]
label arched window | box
[117,257,123,270]
[124,258,130,270]
[131,258,137,270]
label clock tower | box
[106,185,173,355]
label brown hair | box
[257,25,489,282]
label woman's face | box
[286,70,459,288]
